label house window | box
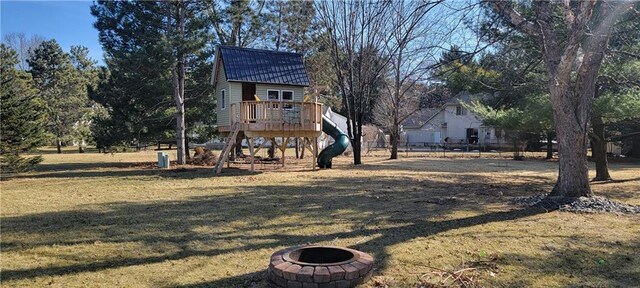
[267,90,280,100]
[456,105,465,115]
[220,89,226,110]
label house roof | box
[216,46,310,86]
[401,108,442,129]
[446,91,472,105]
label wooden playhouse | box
[211,46,327,173]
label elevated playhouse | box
[211,46,349,173]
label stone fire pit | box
[268,246,374,288]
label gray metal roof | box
[219,46,310,86]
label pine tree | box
[27,40,87,153]
[92,1,212,162]
[206,0,267,47]
[68,46,100,153]
[0,44,47,173]
[264,1,316,53]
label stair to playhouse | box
[215,122,240,174]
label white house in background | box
[401,92,501,147]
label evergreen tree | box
[69,45,100,153]
[92,1,212,162]
[27,40,87,153]
[206,0,267,47]
[265,1,317,53]
[0,44,47,173]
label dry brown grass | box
[1,149,639,288]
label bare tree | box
[376,0,449,159]
[490,0,635,197]
[2,32,45,70]
[316,1,394,165]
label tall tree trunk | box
[590,115,611,181]
[175,101,186,164]
[512,138,522,160]
[185,136,190,160]
[390,126,398,160]
[390,48,402,160]
[353,120,362,165]
[56,137,62,154]
[632,136,640,158]
[353,138,362,164]
[546,131,553,159]
[173,0,187,165]
[549,89,592,197]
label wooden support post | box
[305,138,314,154]
[281,137,290,167]
[248,137,255,172]
[313,137,318,171]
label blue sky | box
[1,0,104,65]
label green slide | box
[318,115,350,169]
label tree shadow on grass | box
[337,157,560,174]
[0,171,555,285]
[591,177,640,185]
[3,156,563,181]
[496,239,640,287]
[34,161,142,172]
[2,165,258,180]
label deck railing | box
[230,101,322,133]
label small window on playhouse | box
[220,89,226,109]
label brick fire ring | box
[268,246,374,288]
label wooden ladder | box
[215,122,240,174]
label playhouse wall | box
[254,84,305,102]
[215,63,230,127]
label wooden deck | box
[221,101,323,138]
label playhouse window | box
[281,90,294,109]
[268,90,280,100]
[456,105,465,115]
[282,90,294,101]
[220,89,226,109]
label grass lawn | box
[1,149,639,287]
